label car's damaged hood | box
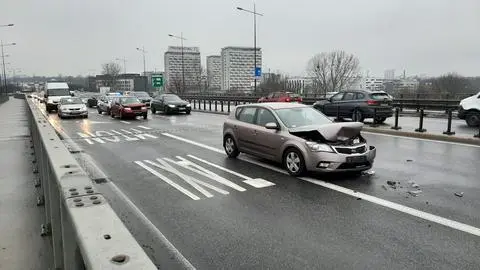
[289,122,363,142]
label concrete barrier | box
[26,98,156,269]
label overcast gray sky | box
[1,0,479,77]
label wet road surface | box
[37,101,480,270]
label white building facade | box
[164,46,201,92]
[206,55,221,90]
[220,46,262,92]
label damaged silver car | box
[222,102,376,176]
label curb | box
[362,127,480,146]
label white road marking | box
[110,130,140,141]
[95,131,120,142]
[187,154,275,188]
[138,125,152,130]
[144,159,215,198]
[161,132,480,237]
[88,121,110,124]
[120,121,131,124]
[172,156,246,192]
[243,178,276,188]
[121,129,133,134]
[135,161,201,200]
[362,131,480,148]
[77,132,106,144]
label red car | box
[110,96,148,120]
[257,91,303,103]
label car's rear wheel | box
[164,106,170,115]
[111,111,115,118]
[352,109,364,122]
[97,108,102,114]
[374,116,386,124]
[151,106,156,114]
[224,135,239,158]
[143,113,148,120]
[283,148,306,176]
[466,111,480,127]
[186,110,191,114]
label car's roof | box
[239,102,307,110]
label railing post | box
[335,106,340,122]
[203,99,206,110]
[215,100,217,112]
[443,109,455,135]
[415,108,427,132]
[209,100,212,111]
[370,108,379,127]
[474,125,480,138]
[228,100,231,113]
[416,94,420,112]
[391,107,402,130]
[221,101,224,112]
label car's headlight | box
[305,141,334,152]
[80,105,87,110]
[141,106,147,110]
[168,104,175,108]
[186,104,191,107]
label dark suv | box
[313,90,393,123]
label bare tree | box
[101,62,121,88]
[433,73,471,96]
[258,72,288,95]
[194,66,205,93]
[168,75,183,94]
[306,51,360,95]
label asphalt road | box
[38,101,480,270]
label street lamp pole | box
[168,33,187,93]
[237,4,263,93]
[1,42,7,95]
[136,47,147,91]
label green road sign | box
[152,75,164,87]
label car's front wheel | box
[466,111,480,127]
[283,148,306,176]
[143,113,148,120]
[352,109,364,122]
[224,135,239,158]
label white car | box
[458,92,480,127]
[57,97,88,119]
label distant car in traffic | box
[222,102,376,176]
[150,94,191,114]
[110,96,148,120]
[130,91,152,107]
[257,91,303,103]
[97,95,115,115]
[458,92,480,127]
[87,94,101,108]
[57,97,88,119]
[313,90,393,123]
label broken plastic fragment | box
[454,192,464,197]
[408,190,423,196]
[362,170,375,176]
[412,183,420,188]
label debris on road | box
[454,192,464,197]
[406,159,414,162]
[362,170,375,176]
[408,190,423,196]
[412,183,420,188]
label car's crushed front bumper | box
[305,145,376,172]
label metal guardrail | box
[26,97,157,269]
[179,95,461,111]
[0,95,8,104]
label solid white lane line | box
[107,182,196,269]
[120,121,131,124]
[138,125,152,130]
[161,132,480,237]
[135,161,201,200]
[362,131,480,148]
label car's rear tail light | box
[367,100,379,105]
[297,98,303,102]
[285,98,291,102]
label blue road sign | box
[255,67,262,77]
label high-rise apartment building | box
[164,46,201,92]
[206,55,221,90]
[384,69,395,80]
[220,46,262,92]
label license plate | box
[346,156,367,163]
[179,107,185,110]
[70,111,80,114]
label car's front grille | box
[130,106,142,111]
[69,108,80,111]
[334,145,367,154]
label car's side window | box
[256,108,277,126]
[331,93,344,101]
[237,107,257,124]
[356,93,365,99]
[342,92,356,100]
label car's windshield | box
[48,89,70,96]
[120,97,140,104]
[275,107,332,128]
[133,92,149,97]
[370,92,391,100]
[164,95,181,101]
[60,98,83,104]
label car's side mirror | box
[265,122,279,130]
